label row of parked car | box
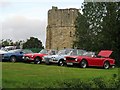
[0,48,115,69]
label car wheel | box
[80,60,87,68]
[103,61,110,69]
[58,60,64,66]
[34,57,41,64]
[10,56,16,62]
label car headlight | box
[22,56,25,59]
[64,58,66,60]
[75,58,77,61]
[31,55,34,57]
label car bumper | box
[44,58,58,64]
[49,59,58,63]
[23,56,34,62]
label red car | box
[65,50,115,69]
[23,49,57,64]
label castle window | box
[70,31,72,37]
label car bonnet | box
[98,50,113,58]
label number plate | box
[67,63,73,65]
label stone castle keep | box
[46,6,79,50]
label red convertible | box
[23,49,57,64]
[65,50,115,69]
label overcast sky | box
[0,0,84,47]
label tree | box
[74,2,120,66]
[74,2,105,51]
[101,2,120,66]
[23,37,44,49]
[1,39,14,46]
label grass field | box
[2,62,119,88]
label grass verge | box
[2,62,119,88]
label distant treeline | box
[0,37,44,50]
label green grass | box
[2,62,119,88]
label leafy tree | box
[101,2,120,66]
[75,2,105,51]
[74,2,120,66]
[1,39,14,46]
[23,37,44,49]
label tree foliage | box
[74,2,120,66]
[1,39,13,46]
[23,37,44,49]
[0,39,24,49]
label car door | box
[88,57,104,66]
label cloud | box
[0,0,84,47]
[1,16,47,46]
[0,0,84,3]
[0,1,12,7]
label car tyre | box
[58,60,64,66]
[80,60,87,68]
[103,61,110,69]
[10,56,16,62]
[34,57,41,64]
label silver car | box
[43,49,86,66]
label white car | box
[0,50,7,54]
[43,49,86,66]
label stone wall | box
[46,6,79,50]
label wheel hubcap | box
[81,61,86,68]
[36,58,40,64]
[104,63,109,69]
[37,61,40,64]
[11,57,16,62]
[60,61,63,66]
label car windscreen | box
[22,49,33,54]
[47,50,57,55]
[7,49,22,53]
[57,49,71,55]
[39,49,48,54]
[68,49,86,56]
[83,52,95,57]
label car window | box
[39,49,48,54]
[8,49,22,53]
[57,49,71,55]
[83,52,95,57]
[22,49,33,54]
[57,50,66,55]
[77,50,86,56]
[48,50,56,55]
[68,49,86,56]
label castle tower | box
[46,6,79,50]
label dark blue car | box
[2,49,33,62]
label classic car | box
[0,50,7,54]
[43,49,86,66]
[65,50,115,69]
[23,49,57,64]
[1,46,17,51]
[2,49,33,62]
[0,50,7,62]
